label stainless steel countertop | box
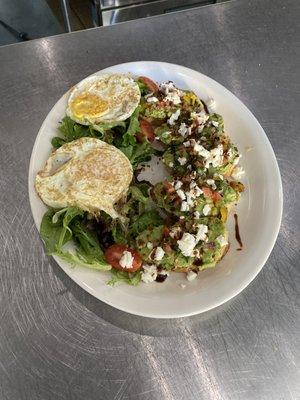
[0,0,299,399]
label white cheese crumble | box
[216,235,228,247]
[176,189,186,200]
[177,233,197,257]
[187,270,198,281]
[185,193,194,206]
[119,250,134,269]
[141,265,157,283]
[154,246,165,261]
[206,179,217,190]
[178,157,187,166]
[205,145,224,168]
[147,96,159,103]
[211,121,219,127]
[190,181,196,189]
[174,181,183,190]
[165,91,181,105]
[232,166,245,180]
[195,224,208,242]
[170,226,181,238]
[178,123,191,137]
[202,204,211,216]
[147,242,153,250]
[160,81,176,94]
[194,211,200,219]
[167,109,181,126]
[180,201,189,212]
[169,162,174,168]
[192,111,209,126]
[206,98,216,114]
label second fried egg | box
[66,73,141,125]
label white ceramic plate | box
[28,61,282,318]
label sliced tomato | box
[163,227,170,237]
[138,76,159,93]
[163,181,175,195]
[202,186,222,202]
[137,118,155,142]
[104,244,142,272]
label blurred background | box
[0,0,229,46]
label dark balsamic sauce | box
[234,213,243,250]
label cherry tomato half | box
[202,187,222,202]
[138,76,159,93]
[137,118,155,142]
[104,244,142,272]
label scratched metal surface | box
[0,0,299,399]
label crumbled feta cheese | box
[194,211,200,219]
[232,166,245,180]
[180,201,189,212]
[194,186,203,197]
[178,157,187,166]
[147,96,159,103]
[216,235,228,247]
[167,109,181,125]
[190,181,196,189]
[178,123,191,137]
[176,189,186,200]
[170,226,181,238]
[186,270,197,281]
[185,193,194,206]
[160,81,176,94]
[174,181,183,190]
[211,121,219,127]
[206,98,216,114]
[202,204,211,216]
[119,250,134,269]
[154,246,165,261]
[169,162,174,168]
[177,233,197,257]
[205,145,224,168]
[196,224,208,242]
[190,171,197,179]
[206,179,217,190]
[192,111,209,126]
[194,143,211,159]
[183,140,190,147]
[165,91,181,105]
[141,265,157,283]
[147,242,153,250]
[179,216,185,219]
[187,165,192,170]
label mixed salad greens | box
[40,76,245,285]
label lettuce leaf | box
[107,269,141,286]
[122,107,140,146]
[40,209,72,254]
[130,210,163,236]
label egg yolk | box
[70,93,109,119]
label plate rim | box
[28,61,283,319]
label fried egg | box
[66,74,141,125]
[35,137,133,218]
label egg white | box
[66,74,141,125]
[35,137,133,218]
